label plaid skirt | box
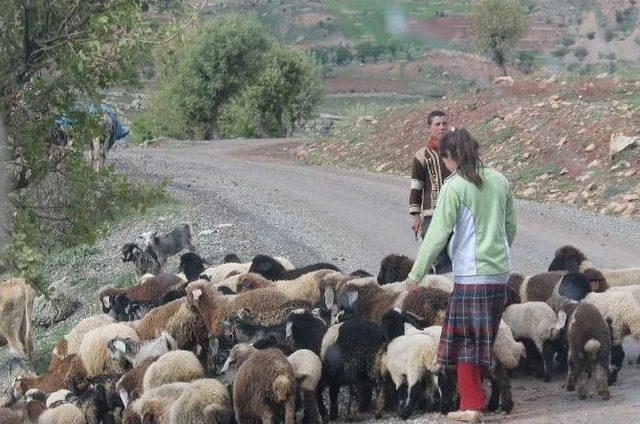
[437,283,506,367]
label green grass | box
[516,163,561,182]
[603,180,636,198]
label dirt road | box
[112,138,640,423]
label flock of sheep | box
[2,223,640,424]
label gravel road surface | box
[110,138,640,424]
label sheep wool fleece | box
[408,167,516,284]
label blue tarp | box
[55,102,129,142]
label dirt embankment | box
[282,75,640,219]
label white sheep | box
[202,256,295,284]
[584,290,640,343]
[38,402,86,424]
[142,350,204,392]
[123,381,190,423]
[287,349,322,424]
[107,331,177,368]
[78,323,140,377]
[166,378,233,424]
[502,302,566,381]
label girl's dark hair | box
[439,128,484,188]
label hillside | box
[268,73,640,219]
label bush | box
[574,46,588,60]
[605,27,616,42]
[560,34,576,46]
[586,31,596,40]
[552,46,570,57]
[130,114,155,144]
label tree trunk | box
[203,120,219,140]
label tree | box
[168,14,272,140]
[468,0,525,76]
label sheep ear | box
[324,288,335,309]
[220,357,233,374]
[556,310,567,330]
[114,340,127,354]
[119,389,129,407]
[192,289,202,301]
[286,322,293,340]
[346,290,358,306]
[102,296,111,308]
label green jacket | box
[408,167,516,284]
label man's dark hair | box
[427,110,447,126]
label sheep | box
[107,331,177,369]
[98,272,184,317]
[200,256,295,284]
[223,344,297,424]
[0,398,46,424]
[0,277,35,357]
[337,278,449,325]
[288,349,322,424]
[130,298,207,352]
[121,243,162,276]
[223,253,241,263]
[185,280,292,337]
[50,315,115,369]
[72,379,123,424]
[285,309,328,356]
[12,354,86,400]
[502,302,566,382]
[178,252,212,282]
[116,357,157,407]
[38,402,86,424]
[236,270,336,307]
[79,323,140,377]
[166,378,233,424]
[142,350,204,392]
[249,254,340,281]
[548,245,640,287]
[377,254,414,285]
[350,270,373,278]
[511,269,608,312]
[564,301,611,400]
[139,223,196,267]
[122,382,189,424]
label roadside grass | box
[603,180,636,198]
[516,163,561,182]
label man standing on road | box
[409,110,453,274]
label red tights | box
[456,362,485,411]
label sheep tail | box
[584,339,601,361]
[272,375,293,403]
[552,310,568,339]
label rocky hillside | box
[275,73,640,219]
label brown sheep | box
[116,357,158,407]
[226,344,296,424]
[235,270,334,307]
[337,278,449,324]
[12,354,88,399]
[185,280,292,336]
[0,277,35,357]
[131,298,206,351]
[98,272,184,315]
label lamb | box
[377,254,414,285]
[486,321,527,413]
[107,331,177,369]
[0,277,34,357]
[285,309,328,356]
[502,302,566,382]
[337,278,449,325]
[130,298,207,351]
[142,350,204,391]
[166,378,233,424]
[121,243,162,276]
[139,223,196,268]
[548,245,640,287]
[178,252,212,282]
[98,272,185,317]
[185,280,292,337]
[38,402,86,424]
[116,357,157,407]
[288,349,323,424]
[564,301,611,400]
[122,382,189,424]
[222,344,297,424]
[200,256,296,284]
[249,254,340,281]
[12,354,86,400]
[78,323,140,377]
[236,270,336,306]
[510,269,608,312]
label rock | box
[0,351,35,406]
[376,162,392,172]
[550,94,561,101]
[586,182,597,191]
[545,75,557,84]
[522,187,536,197]
[585,143,596,152]
[522,152,530,159]
[609,133,639,159]
[612,203,627,214]
[577,128,588,135]
[550,102,561,110]
[560,168,569,175]
[624,169,637,177]
[623,194,639,202]
[33,278,81,328]
[596,72,609,79]
[587,159,601,168]
[623,204,637,217]
[493,76,514,85]
[131,98,143,110]
[557,137,567,146]
[356,116,378,126]
[578,172,594,182]
[295,35,305,43]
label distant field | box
[319,94,421,116]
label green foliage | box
[130,114,155,144]
[151,13,325,139]
[604,27,616,42]
[574,46,589,60]
[468,0,526,75]
[552,46,570,57]
[310,45,353,66]
[515,50,537,74]
[560,34,576,46]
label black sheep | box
[249,255,340,281]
